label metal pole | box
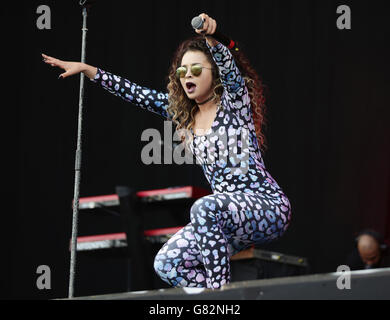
[68,4,88,299]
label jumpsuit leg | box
[154,192,291,289]
[154,223,207,288]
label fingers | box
[208,18,217,35]
[41,53,63,68]
[195,13,217,35]
[42,53,53,63]
[199,13,209,32]
[59,71,70,79]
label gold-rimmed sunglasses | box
[176,64,213,78]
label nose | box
[185,67,193,78]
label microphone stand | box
[68,0,94,299]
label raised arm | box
[194,14,247,106]
[205,39,245,96]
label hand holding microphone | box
[193,13,217,36]
[191,13,239,51]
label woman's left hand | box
[195,13,217,36]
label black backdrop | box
[3,0,389,299]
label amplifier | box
[72,186,211,294]
[77,186,211,210]
[74,227,184,252]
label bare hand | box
[41,53,84,79]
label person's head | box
[166,36,221,145]
[357,234,382,267]
[166,36,267,151]
[176,42,221,104]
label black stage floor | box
[67,267,390,300]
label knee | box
[153,253,164,278]
[190,198,204,218]
[190,196,218,225]
[154,255,189,287]
[153,248,186,287]
[153,245,169,280]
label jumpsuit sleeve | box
[205,40,248,105]
[90,68,171,120]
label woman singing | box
[42,13,292,290]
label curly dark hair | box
[166,35,268,153]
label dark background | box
[3,0,389,299]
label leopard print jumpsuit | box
[91,40,292,289]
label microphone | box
[191,16,239,52]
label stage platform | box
[68,267,390,300]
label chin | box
[185,89,209,101]
[193,93,208,102]
[186,93,199,100]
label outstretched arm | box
[91,68,170,120]
[41,54,171,120]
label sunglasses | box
[176,64,213,78]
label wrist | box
[205,36,219,48]
[79,62,87,72]
[81,63,98,80]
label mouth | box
[185,82,197,94]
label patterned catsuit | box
[91,40,292,289]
